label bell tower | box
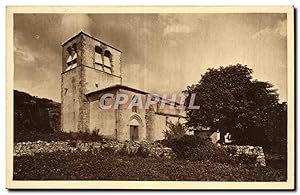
[61,32,122,133]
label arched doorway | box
[128,114,143,141]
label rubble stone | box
[13,140,176,159]
[222,145,266,166]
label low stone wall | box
[221,145,266,166]
[14,140,176,159]
[14,141,266,166]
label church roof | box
[62,31,122,53]
[85,84,148,96]
[85,84,182,106]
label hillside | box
[14,90,61,142]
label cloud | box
[14,47,35,64]
[163,24,191,36]
[14,32,36,66]
[252,19,287,40]
[14,30,62,101]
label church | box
[61,32,186,141]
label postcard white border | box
[6,6,295,190]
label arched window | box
[103,50,112,73]
[104,50,112,65]
[65,44,78,71]
[94,46,113,73]
[95,46,103,70]
[95,45,103,54]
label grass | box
[13,150,286,181]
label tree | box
[184,64,286,146]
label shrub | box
[68,140,77,147]
[135,146,151,158]
[101,146,115,154]
[265,153,287,170]
[235,153,257,165]
[162,135,264,166]
[162,135,237,165]
[14,130,72,143]
[70,129,104,142]
[14,128,104,143]
[164,121,186,140]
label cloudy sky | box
[14,13,287,102]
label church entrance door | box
[130,125,139,141]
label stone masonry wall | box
[14,141,266,167]
[222,145,266,166]
[14,140,176,159]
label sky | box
[14,13,287,102]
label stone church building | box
[61,32,186,141]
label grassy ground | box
[13,151,286,181]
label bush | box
[162,135,236,164]
[235,154,257,165]
[14,128,104,143]
[67,140,77,147]
[164,121,186,140]
[265,153,287,170]
[162,135,264,166]
[70,129,104,142]
[135,146,151,158]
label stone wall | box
[61,33,122,134]
[14,141,266,166]
[14,140,176,159]
[117,90,147,141]
[221,145,266,166]
[88,89,118,139]
[61,34,84,133]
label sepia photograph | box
[6,6,294,190]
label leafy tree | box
[184,64,286,147]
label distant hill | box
[14,90,61,142]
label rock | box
[222,145,266,167]
[14,139,177,160]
